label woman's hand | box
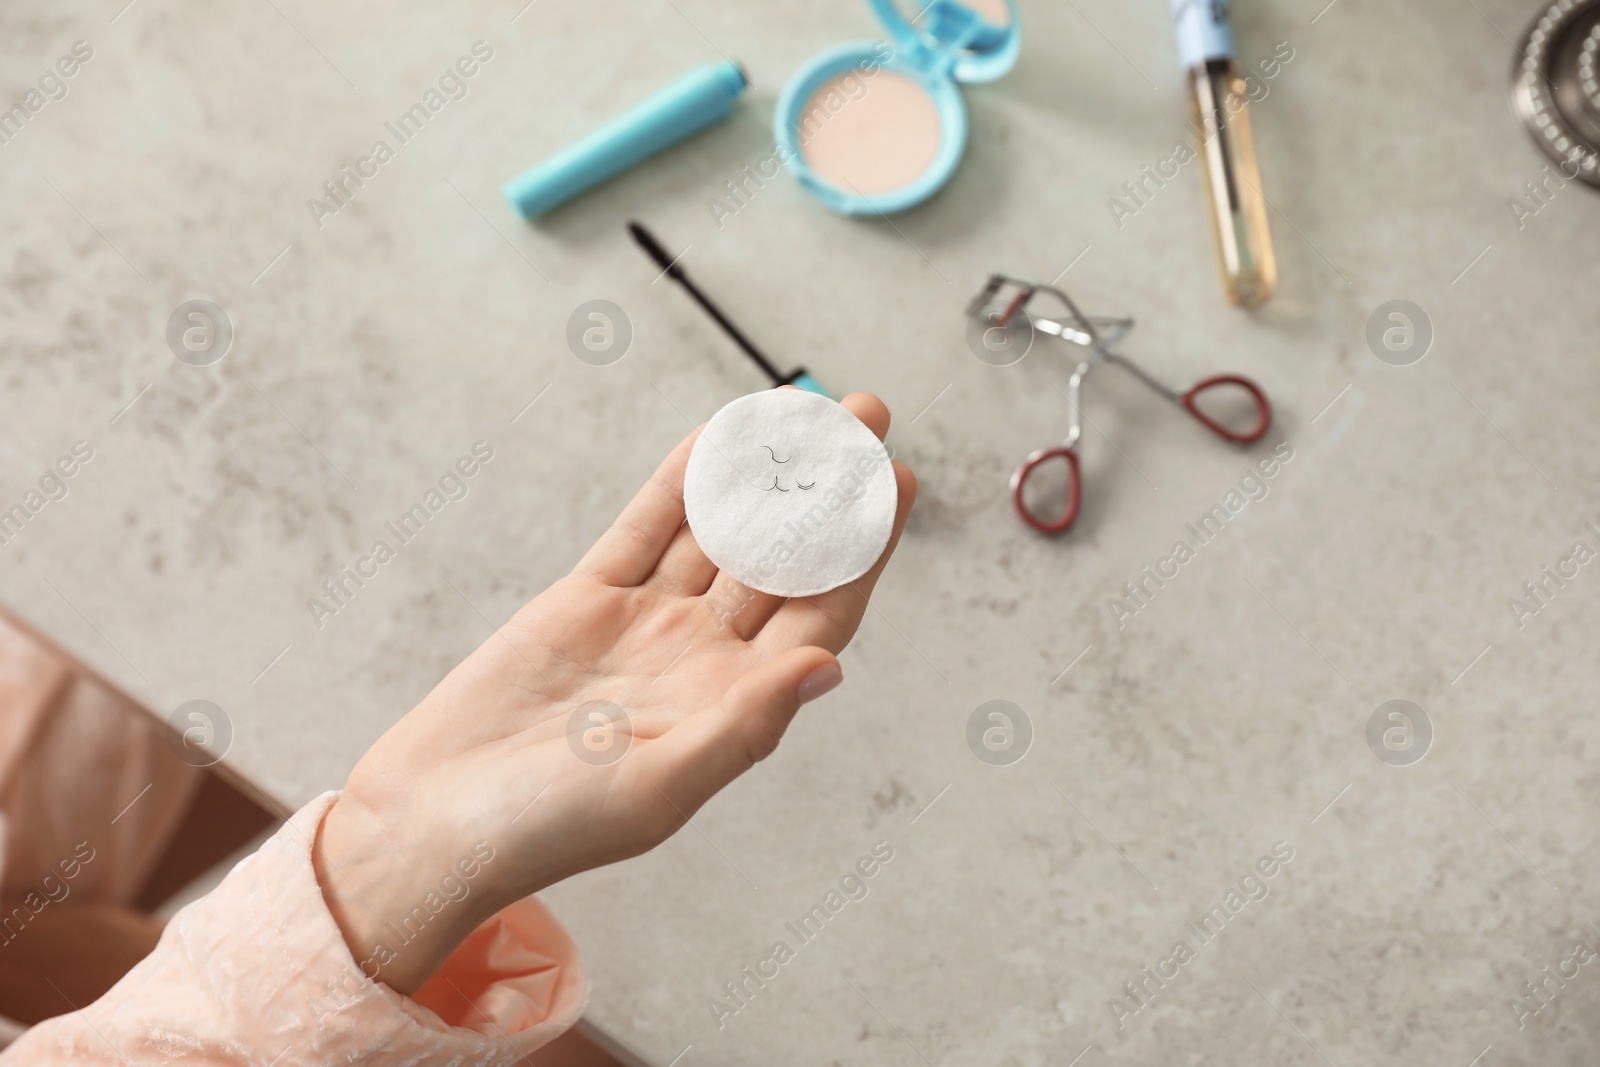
[313,392,916,993]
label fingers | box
[693,390,894,636]
[836,390,890,440]
[574,425,700,587]
[581,392,893,595]
[647,391,894,607]
[703,570,786,640]
[640,646,841,814]
[648,525,720,596]
[756,458,917,654]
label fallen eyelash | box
[761,445,791,463]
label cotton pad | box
[683,390,897,598]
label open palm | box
[316,392,916,992]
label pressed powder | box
[798,70,942,197]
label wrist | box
[313,792,494,995]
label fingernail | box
[797,662,843,704]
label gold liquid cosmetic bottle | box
[1172,2,1276,307]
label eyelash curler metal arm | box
[968,275,1272,535]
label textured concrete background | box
[1,0,1598,1064]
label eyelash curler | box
[967,274,1272,535]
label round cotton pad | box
[683,390,897,598]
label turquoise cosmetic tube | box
[503,60,748,218]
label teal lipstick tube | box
[503,60,748,218]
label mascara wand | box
[628,220,830,397]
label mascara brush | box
[628,220,830,397]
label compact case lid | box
[774,0,1020,215]
[867,0,1021,83]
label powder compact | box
[774,0,1020,215]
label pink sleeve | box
[0,792,588,1066]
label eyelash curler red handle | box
[1181,375,1272,444]
[1010,447,1082,534]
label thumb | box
[646,646,842,812]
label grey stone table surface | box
[3,0,1600,1063]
